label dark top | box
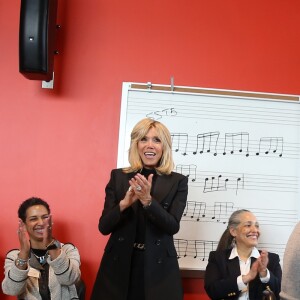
[91,168,188,300]
[31,248,50,300]
[204,249,282,300]
[135,168,157,244]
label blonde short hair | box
[123,118,174,175]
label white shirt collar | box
[229,246,260,260]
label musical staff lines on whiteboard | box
[193,132,220,156]
[171,133,188,156]
[175,239,218,261]
[182,201,234,223]
[174,238,286,261]
[256,137,283,157]
[223,132,249,156]
[175,166,299,194]
[203,175,243,195]
[127,93,300,128]
[181,201,298,226]
[170,132,299,159]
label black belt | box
[133,243,146,250]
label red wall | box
[1,1,300,299]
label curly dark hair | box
[18,197,50,222]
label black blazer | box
[204,249,282,300]
[91,168,188,300]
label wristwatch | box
[46,239,61,250]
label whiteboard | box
[117,82,300,271]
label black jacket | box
[91,168,188,300]
[204,249,282,300]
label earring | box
[230,237,236,248]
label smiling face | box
[24,205,50,244]
[230,211,260,249]
[137,127,163,169]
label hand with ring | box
[129,173,153,206]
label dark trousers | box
[127,249,145,300]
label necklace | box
[32,251,48,265]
